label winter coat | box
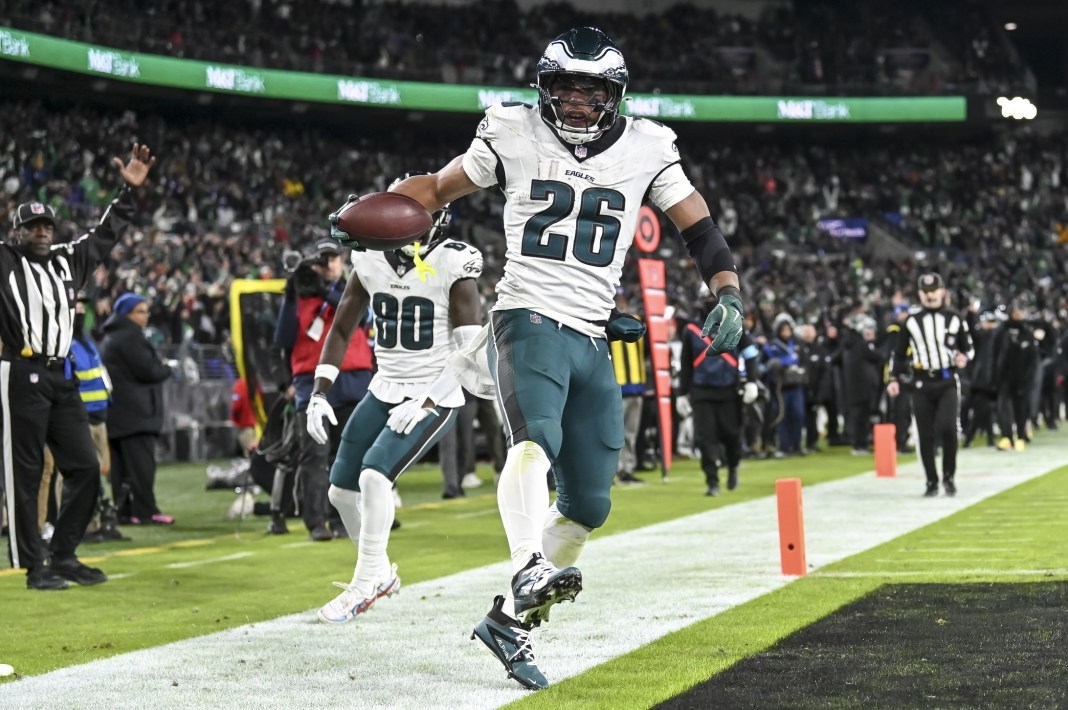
[101,313,173,438]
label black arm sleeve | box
[679,217,736,284]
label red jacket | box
[290,296,373,376]
[230,378,257,429]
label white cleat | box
[317,564,401,623]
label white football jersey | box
[462,103,694,334]
[350,239,483,406]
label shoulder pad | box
[628,115,678,141]
[477,103,535,141]
[443,239,483,278]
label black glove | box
[606,310,646,343]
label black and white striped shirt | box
[0,189,134,359]
[891,307,974,376]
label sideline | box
[2,444,1064,709]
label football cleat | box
[511,553,582,626]
[471,595,548,690]
[316,564,401,623]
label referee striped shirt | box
[891,307,974,376]
[0,189,133,359]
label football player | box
[390,27,745,689]
[308,177,484,623]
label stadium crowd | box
[1,0,1027,95]
[3,96,1066,351]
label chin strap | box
[410,241,436,282]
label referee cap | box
[13,202,57,229]
[917,272,944,292]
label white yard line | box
[164,552,255,569]
[2,445,1063,710]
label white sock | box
[497,440,551,572]
[541,502,591,570]
[351,469,396,597]
[327,484,361,546]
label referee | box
[2,143,156,590]
[887,273,973,497]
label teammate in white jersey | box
[391,27,745,689]
[306,179,484,623]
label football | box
[334,192,433,251]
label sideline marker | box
[775,478,807,576]
[874,423,897,477]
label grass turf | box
[508,451,1068,710]
[0,444,883,678]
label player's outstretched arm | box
[666,191,744,354]
[390,155,481,214]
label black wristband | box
[715,284,742,306]
[680,217,736,283]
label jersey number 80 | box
[372,294,434,351]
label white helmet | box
[388,172,451,257]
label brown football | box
[334,192,433,251]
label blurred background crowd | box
[1,0,1032,96]
[0,0,1065,535]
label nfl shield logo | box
[530,314,542,325]
[29,373,39,384]
[575,145,587,159]
[30,202,45,215]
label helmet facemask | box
[535,27,628,145]
[399,205,451,258]
[386,171,452,258]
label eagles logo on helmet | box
[535,27,629,145]
[388,172,451,258]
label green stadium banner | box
[0,26,967,122]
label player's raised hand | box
[701,288,744,354]
[112,143,157,188]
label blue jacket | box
[70,334,110,421]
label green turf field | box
[2,431,1066,709]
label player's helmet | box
[387,172,451,257]
[535,27,628,145]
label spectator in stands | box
[763,313,806,457]
[841,314,883,455]
[101,292,176,525]
[274,239,372,541]
[992,302,1038,451]
[963,310,1000,448]
[797,323,833,452]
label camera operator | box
[274,239,372,541]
